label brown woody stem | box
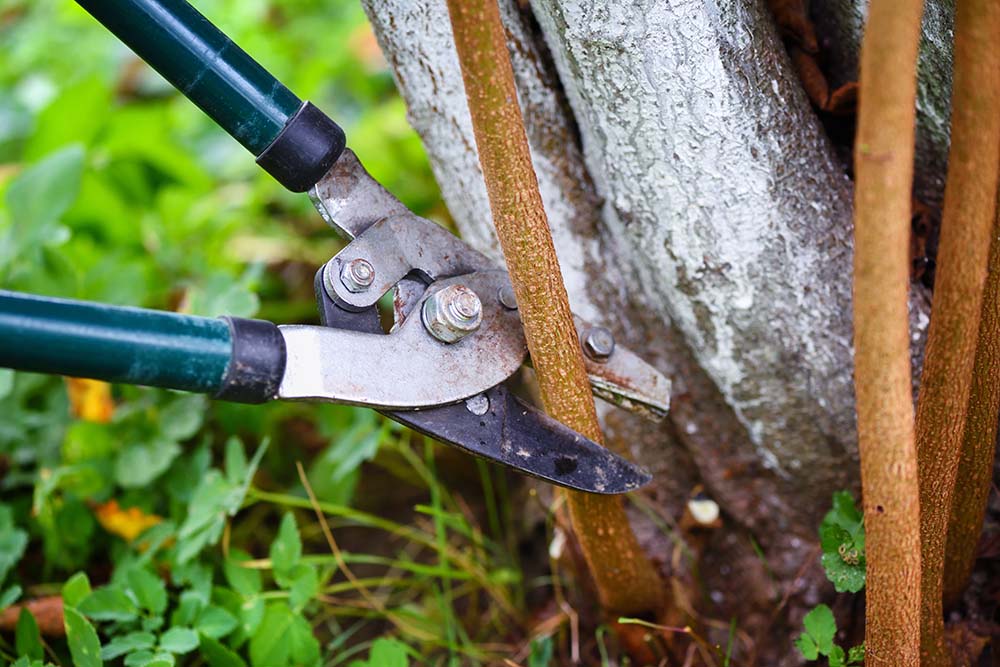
[852,0,925,664]
[444,0,664,615]
[943,187,1000,609]
[917,0,1000,628]
[914,0,1000,662]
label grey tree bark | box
[810,0,954,205]
[359,0,941,661]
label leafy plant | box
[794,605,864,667]
[347,638,409,667]
[797,492,866,665]
[0,503,28,609]
[0,1,535,665]
[819,491,866,593]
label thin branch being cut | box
[444,0,664,616]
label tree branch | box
[943,188,1000,608]
[852,0,925,663]
[915,1,1000,660]
[444,0,664,615]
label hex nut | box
[340,258,376,293]
[422,284,483,343]
[583,326,615,360]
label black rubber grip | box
[256,101,346,192]
[215,317,286,403]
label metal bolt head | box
[497,285,518,310]
[583,326,615,360]
[340,258,375,293]
[422,284,483,343]
[465,393,490,416]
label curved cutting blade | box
[386,384,651,495]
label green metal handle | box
[75,0,346,191]
[0,291,285,402]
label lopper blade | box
[386,384,651,494]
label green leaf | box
[224,437,248,485]
[227,439,268,514]
[847,644,865,665]
[15,608,43,661]
[101,632,157,661]
[829,491,863,526]
[62,573,92,608]
[224,550,262,597]
[270,513,302,585]
[6,145,84,230]
[170,591,202,628]
[368,638,408,667]
[828,645,846,667]
[184,273,259,319]
[195,605,238,639]
[78,586,139,622]
[287,565,319,611]
[115,439,182,488]
[175,444,263,564]
[198,634,248,667]
[0,369,14,400]
[306,427,380,505]
[158,627,199,654]
[248,602,317,667]
[802,604,836,656]
[64,605,103,667]
[159,395,206,442]
[61,421,117,463]
[288,612,320,665]
[123,649,174,667]
[11,656,43,667]
[249,603,294,667]
[0,584,22,609]
[239,597,265,638]
[818,523,851,555]
[794,633,819,661]
[24,76,110,160]
[819,491,865,591]
[171,562,212,605]
[528,636,553,667]
[820,553,866,594]
[126,568,168,616]
[0,504,29,585]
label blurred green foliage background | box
[0,2,538,666]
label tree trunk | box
[810,0,954,205]
[359,0,934,661]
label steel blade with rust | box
[386,384,651,494]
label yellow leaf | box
[93,500,162,542]
[64,377,114,423]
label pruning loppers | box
[0,0,671,494]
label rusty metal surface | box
[576,319,671,421]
